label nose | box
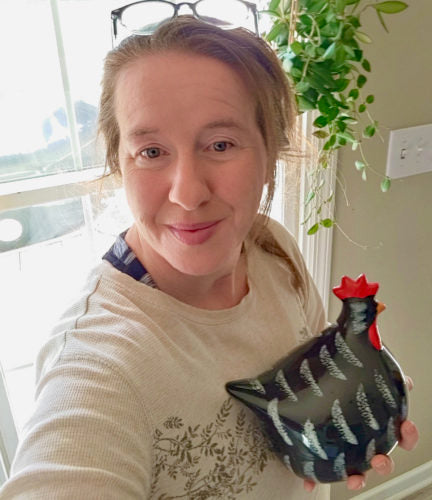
[168,153,211,211]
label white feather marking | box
[386,416,398,446]
[303,419,328,460]
[249,378,266,395]
[319,345,347,380]
[374,370,397,409]
[356,383,379,430]
[365,438,376,463]
[267,398,293,446]
[333,452,348,480]
[275,369,298,402]
[283,454,292,470]
[350,302,368,334]
[303,461,318,482]
[331,399,358,444]
[300,359,323,397]
[335,332,364,368]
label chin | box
[167,249,237,278]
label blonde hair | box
[98,16,303,291]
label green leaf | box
[362,59,371,72]
[305,190,316,205]
[291,67,303,79]
[328,107,339,121]
[307,223,320,235]
[358,103,367,112]
[373,1,408,14]
[335,0,345,13]
[347,15,361,28]
[337,131,356,143]
[381,177,391,192]
[313,130,329,139]
[305,43,316,58]
[323,135,337,150]
[297,96,317,112]
[366,94,375,104]
[318,96,331,115]
[376,10,389,32]
[269,0,281,11]
[362,169,367,181]
[290,41,303,55]
[355,160,365,170]
[259,9,280,18]
[266,22,288,42]
[349,88,360,100]
[357,74,367,88]
[363,124,376,137]
[295,81,310,93]
[335,78,350,92]
[352,141,359,151]
[313,115,329,128]
[355,31,372,44]
[322,42,337,60]
[320,218,334,228]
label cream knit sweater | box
[0,220,330,499]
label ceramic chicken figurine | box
[226,274,408,483]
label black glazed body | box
[226,279,409,483]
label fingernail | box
[305,483,314,492]
[405,421,415,433]
[354,479,365,490]
[375,458,386,470]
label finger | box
[303,479,315,492]
[346,474,366,491]
[405,376,414,391]
[399,420,419,451]
[371,454,395,476]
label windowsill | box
[0,167,107,196]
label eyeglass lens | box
[119,0,256,35]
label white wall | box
[329,1,432,498]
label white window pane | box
[0,0,76,183]
[0,187,132,432]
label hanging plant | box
[261,0,408,235]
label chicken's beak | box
[377,301,386,315]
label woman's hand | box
[304,376,419,492]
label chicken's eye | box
[140,147,161,159]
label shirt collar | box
[102,230,158,288]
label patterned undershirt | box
[102,230,158,288]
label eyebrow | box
[203,119,246,132]
[125,119,246,142]
[126,128,158,141]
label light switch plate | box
[386,123,432,179]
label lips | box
[168,220,221,245]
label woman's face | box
[115,50,268,279]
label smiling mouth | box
[168,220,221,245]
[170,221,219,231]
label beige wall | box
[329,1,432,499]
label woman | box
[0,15,417,500]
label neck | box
[125,227,249,310]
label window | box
[0,0,133,480]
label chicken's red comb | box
[333,274,379,300]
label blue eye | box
[141,147,161,159]
[213,141,231,152]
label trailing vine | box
[261,0,408,234]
